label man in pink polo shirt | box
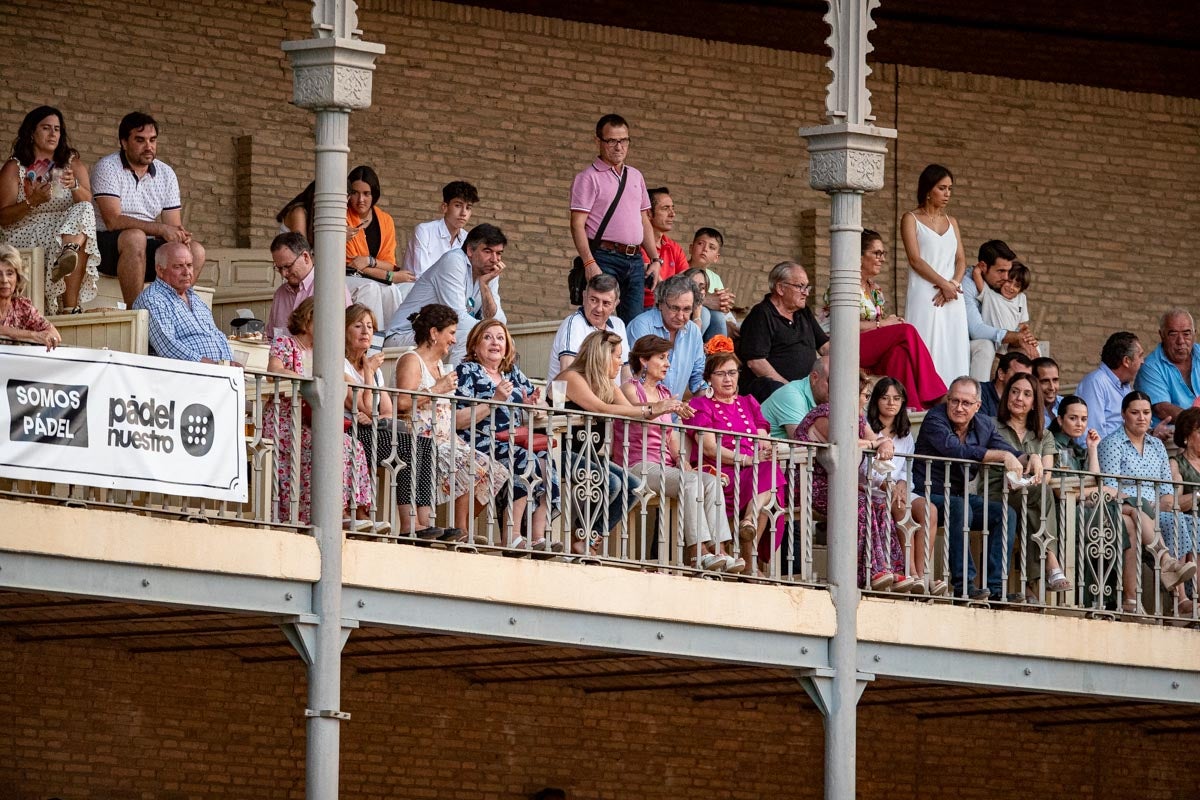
[268,232,352,335]
[569,114,661,324]
[639,186,689,309]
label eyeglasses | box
[600,137,631,147]
[781,281,812,294]
[866,249,887,258]
[274,252,304,274]
[947,398,978,408]
[664,303,694,315]
[711,369,739,378]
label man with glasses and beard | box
[736,261,828,402]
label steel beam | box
[859,642,1200,706]
[0,550,312,616]
[346,587,829,671]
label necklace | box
[710,395,749,434]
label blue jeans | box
[700,305,728,341]
[593,247,645,325]
[927,492,1017,596]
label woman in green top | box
[988,373,1072,599]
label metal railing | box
[1,364,1196,621]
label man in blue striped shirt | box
[133,242,233,364]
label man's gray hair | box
[1159,307,1194,332]
[948,375,981,400]
[655,274,699,307]
[768,260,803,291]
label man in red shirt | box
[640,187,689,308]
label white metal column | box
[800,2,896,798]
[283,5,384,799]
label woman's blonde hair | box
[0,244,28,296]
[564,330,622,404]
[463,319,516,373]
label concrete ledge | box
[0,498,319,581]
[343,539,836,637]
[859,596,1200,673]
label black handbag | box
[569,167,628,305]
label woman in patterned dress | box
[797,372,910,591]
[263,298,376,531]
[1098,391,1197,615]
[393,304,510,540]
[455,319,560,550]
[0,106,100,314]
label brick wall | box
[0,631,1188,800]
[1,0,1197,380]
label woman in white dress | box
[900,164,969,385]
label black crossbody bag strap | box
[588,167,629,250]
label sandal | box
[1045,568,1072,593]
[890,573,917,593]
[721,554,747,575]
[52,243,80,282]
[413,526,444,540]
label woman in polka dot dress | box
[0,106,100,314]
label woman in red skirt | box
[822,229,947,410]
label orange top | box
[346,206,397,265]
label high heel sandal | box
[52,243,80,282]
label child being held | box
[974,259,1030,354]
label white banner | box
[0,345,247,502]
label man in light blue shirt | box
[963,240,1039,381]
[1075,331,1144,444]
[384,223,506,365]
[1134,308,1200,426]
[626,275,708,398]
[762,355,829,439]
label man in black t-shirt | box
[736,260,829,402]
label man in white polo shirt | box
[93,111,205,306]
[547,273,630,384]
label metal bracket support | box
[305,708,351,720]
[795,668,875,718]
[280,614,359,666]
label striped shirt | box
[92,152,181,231]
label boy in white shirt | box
[402,181,478,279]
[975,259,1030,354]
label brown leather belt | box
[597,240,640,256]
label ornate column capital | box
[282,37,385,111]
[798,122,897,193]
